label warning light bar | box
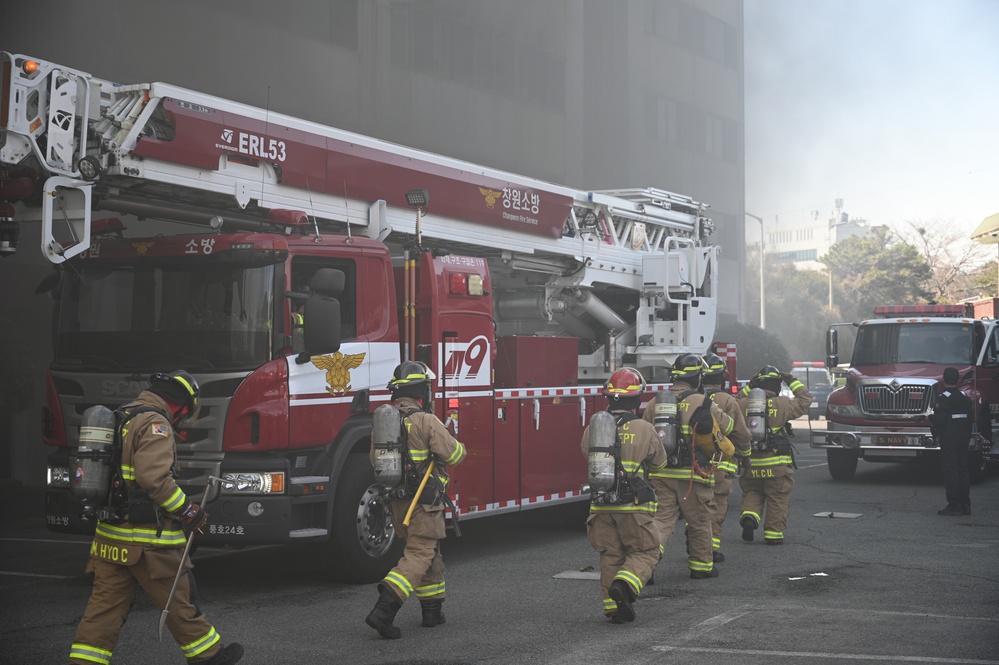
[873,305,966,317]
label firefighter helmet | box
[602,367,646,399]
[701,353,726,381]
[670,354,704,383]
[754,365,783,393]
[150,370,200,409]
[387,361,436,392]
[150,370,201,424]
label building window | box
[775,249,818,263]
[677,2,738,70]
[645,92,679,144]
[390,5,564,114]
[329,0,359,51]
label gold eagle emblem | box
[479,187,503,209]
[131,241,155,256]
[312,351,366,395]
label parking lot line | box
[652,645,999,663]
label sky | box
[744,0,999,244]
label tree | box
[765,261,838,360]
[822,226,933,323]
[714,321,791,380]
[896,219,991,303]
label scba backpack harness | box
[373,403,462,534]
[72,404,174,528]
[589,412,656,506]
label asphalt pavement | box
[2,417,998,664]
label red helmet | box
[602,367,646,398]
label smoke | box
[745,0,999,233]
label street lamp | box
[745,212,765,329]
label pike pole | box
[403,460,435,527]
[158,475,221,640]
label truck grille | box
[859,383,932,415]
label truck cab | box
[812,304,996,482]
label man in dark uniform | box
[929,367,973,516]
[366,361,466,639]
[69,371,243,665]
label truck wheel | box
[827,449,858,481]
[322,453,403,583]
[969,451,988,484]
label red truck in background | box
[812,302,999,482]
[1,53,736,582]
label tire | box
[969,451,988,485]
[827,448,858,481]
[321,453,403,583]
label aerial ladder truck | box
[1,52,734,581]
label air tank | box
[652,390,679,458]
[372,404,404,487]
[71,405,117,504]
[587,410,618,492]
[747,387,768,444]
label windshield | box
[852,322,975,366]
[52,260,276,371]
[792,367,831,388]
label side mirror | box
[35,271,63,296]
[295,267,345,364]
[826,328,838,357]
[297,296,342,362]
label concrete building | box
[767,205,881,272]
[0,0,746,485]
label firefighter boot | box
[740,515,758,542]
[609,580,637,623]
[420,599,446,628]
[200,643,244,665]
[365,582,403,639]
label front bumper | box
[810,426,938,454]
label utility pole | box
[745,212,765,329]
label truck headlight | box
[828,404,862,418]
[219,472,285,495]
[47,465,71,487]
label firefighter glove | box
[178,501,207,537]
[692,406,714,434]
[781,372,795,385]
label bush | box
[714,322,792,380]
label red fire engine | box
[1,53,735,582]
[815,303,998,483]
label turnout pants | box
[70,548,221,664]
[739,464,794,543]
[586,511,659,616]
[649,477,715,573]
[711,469,733,553]
[382,500,446,603]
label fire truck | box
[813,303,998,483]
[1,52,735,582]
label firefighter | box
[643,355,735,579]
[69,371,244,665]
[581,367,666,623]
[929,367,973,516]
[735,365,811,545]
[700,353,751,562]
[365,361,466,639]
